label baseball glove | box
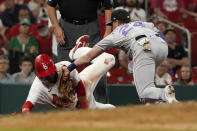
[52,94,76,109]
[56,66,77,105]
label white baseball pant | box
[73,47,116,109]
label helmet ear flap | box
[34,54,56,77]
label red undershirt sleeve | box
[22,101,34,113]
[75,80,88,109]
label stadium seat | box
[168,71,177,83]
[107,68,133,84]
[192,76,197,84]
[108,68,128,75]
[192,67,197,77]
[107,75,119,84]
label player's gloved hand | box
[55,66,78,109]
[62,66,70,81]
[52,94,76,108]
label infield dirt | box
[0,101,197,131]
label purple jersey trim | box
[95,45,106,51]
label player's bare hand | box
[0,48,8,55]
[53,25,65,45]
[0,26,7,37]
[62,66,70,81]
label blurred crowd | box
[107,0,197,86]
[0,0,197,86]
[0,0,51,84]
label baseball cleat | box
[164,85,179,104]
[69,35,90,60]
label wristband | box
[67,62,77,72]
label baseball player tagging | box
[66,9,178,104]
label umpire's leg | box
[59,17,109,104]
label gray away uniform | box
[96,21,168,101]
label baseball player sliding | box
[22,35,115,113]
[65,9,178,104]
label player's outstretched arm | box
[75,45,104,66]
[66,46,104,74]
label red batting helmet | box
[34,54,56,77]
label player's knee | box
[104,54,115,67]
[138,86,161,100]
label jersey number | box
[119,25,133,36]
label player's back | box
[114,21,158,55]
[126,21,158,38]
[97,21,160,59]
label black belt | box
[135,34,160,41]
[62,17,96,25]
[135,35,147,41]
